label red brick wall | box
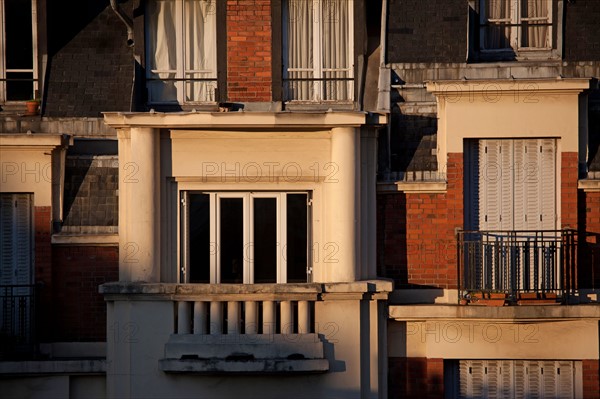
[562,152,579,228]
[580,190,600,288]
[51,246,118,342]
[388,357,444,399]
[583,359,600,399]
[34,207,53,342]
[377,153,463,289]
[227,0,272,102]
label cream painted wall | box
[389,319,598,360]
[0,149,53,206]
[426,79,589,176]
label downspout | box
[110,0,134,47]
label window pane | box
[286,194,307,283]
[6,72,33,101]
[482,0,511,50]
[189,194,210,283]
[5,0,33,70]
[220,198,243,283]
[253,198,277,283]
[520,0,550,48]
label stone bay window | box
[100,111,389,394]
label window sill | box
[284,102,356,112]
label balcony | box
[457,230,579,305]
[100,281,391,375]
[0,285,37,360]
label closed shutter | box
[458,360,576,399]
[0,193,34,341]
[0,194,33,286]
[479,140,514,231]
[472,139,557,231]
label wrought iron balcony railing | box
[0,284,37,360]
[457,229,577,302]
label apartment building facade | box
[380,0,600,398]
[0,1,599,398]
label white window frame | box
[479,0,554,57]
[283,0,354,103]
[0,0,38,103]
[181,191,311,284]
[145,0,217,105]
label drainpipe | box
[110,0,134,47]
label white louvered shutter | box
[539,139,557,230]
[459,359,576,399]
[556,361,575,399]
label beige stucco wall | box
[427,79,589,176]
[389,319,598,360]
[0,148,53,206]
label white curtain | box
[286,0,313,101]
[147,0,216,103]
[485,0,511,49]
[185,0,217,102]
[322,0,351,100]
[147,0,178,102]
[286,0,351,101]
[521,0,549,48]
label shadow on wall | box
[378,105,438,182]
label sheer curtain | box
[484,0,511,49]
[521,0,549,48]
[185,0,217,102]
[321,0,351,101]
[286,0,313,101]
[147,0,216,103]
[147,0,178,102]
[286,0,351,101]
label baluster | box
[262,301,275,335]
[210,301,223,335]
[193,301,207,334]
[298,301,310,333]
[280,301,293,334]
[177,301,192,334]
[245,301,258,334]
[227,301,240,334]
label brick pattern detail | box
[583,360,600,399]
[63,156,119,229]
[564,0,600,62]
[34,207,53,342]
[580,191,600,289]
[51,246,118,341]
[378,153,463,289]
[562,152,579,229]
[45,4,133,117]
[227,0,272,102]
[386,0,467,63]
[388,357,444,399]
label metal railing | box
[457,229,577,301]
[0,284,37,359]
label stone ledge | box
[578,179,600,192]
[99,280,394,299]
[0,359,106,375]
[389,304,600,321]
[159,358,329,374]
